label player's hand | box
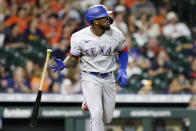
[49,58,66,74]
[116,70,128,88]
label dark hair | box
[49,13,58,19]
[10,23,18,30]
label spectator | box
[126,36,133,50]
[175,39,196,62]
[148,49,172,77]
[38,13,50,37]
[102,0,115,11]
[49,71,64,93]
[127,56,142,79]
[142,37,163,62]
[151,0,173,12]
[6,67,30,93]
[116,0,126,6]
[59,9,70,27]
[21,2,35,17]
[31,6,42,19]
[154,7,167,32]
[127,13,137,36]
[0,1,9,21]
[40,1,54,18]
[132,52,151,69]
[169,73,191,94]
[146,15,160,37]
[135,13,160,38]
[68,17,81,33]
[184,57,196,81]
[61,23,73,40]
[112,5,128,35]
[125,0,138,9]
[0,63,9,93]
[58,3,82,25]
[0,20,5,47]
[5,7,29,34]
[4,24,25,48]
[132,26,148,47]
[191,80,196,94]
[135,13,149,34]
[30,61,52,93]
[132,0,156,19]
[128,37,151,69]
[3,3,18,22]
[24,60,35,81]
[163,11,191,39]
[23,18,45,44]
[52,22,73,47]
[51,0,65,13]
[45,13,62,46]
[52,38,70,60]
[30,68,52,93]
[60,65,81,94]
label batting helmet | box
[85,5,113,25]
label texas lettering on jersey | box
[82,45,112,56]
[70,26,127,73]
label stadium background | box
[0,0,196,131]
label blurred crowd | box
[0,0,196,94]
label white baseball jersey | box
[70,26,127,73]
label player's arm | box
[175,43,192,52]
[63,54,79,68]
[116,45,129,87]
[49,54,79,73]
[115,30,129,87]
[50,34,81,73]
[118,46,129,72]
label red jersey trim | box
[119,45,128,53]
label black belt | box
[83,71,112,78]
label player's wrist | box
[62,62,66,68]
[120,69,127,74]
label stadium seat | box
[127,75,143,93]
[152,78,168,93]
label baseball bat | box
[29,49,52,128]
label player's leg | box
[102,77,116,124]
[81,72,104,131]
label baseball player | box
[50,5,129,131]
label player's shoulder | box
[109,26,124,37]
[110,26,121,32]
[72,27,90,38]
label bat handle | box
[39,49,52,91]
[29,90,42,127]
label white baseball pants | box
[81,71,116,131]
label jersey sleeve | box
[70,34,81,56]
[116,32,127,52]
